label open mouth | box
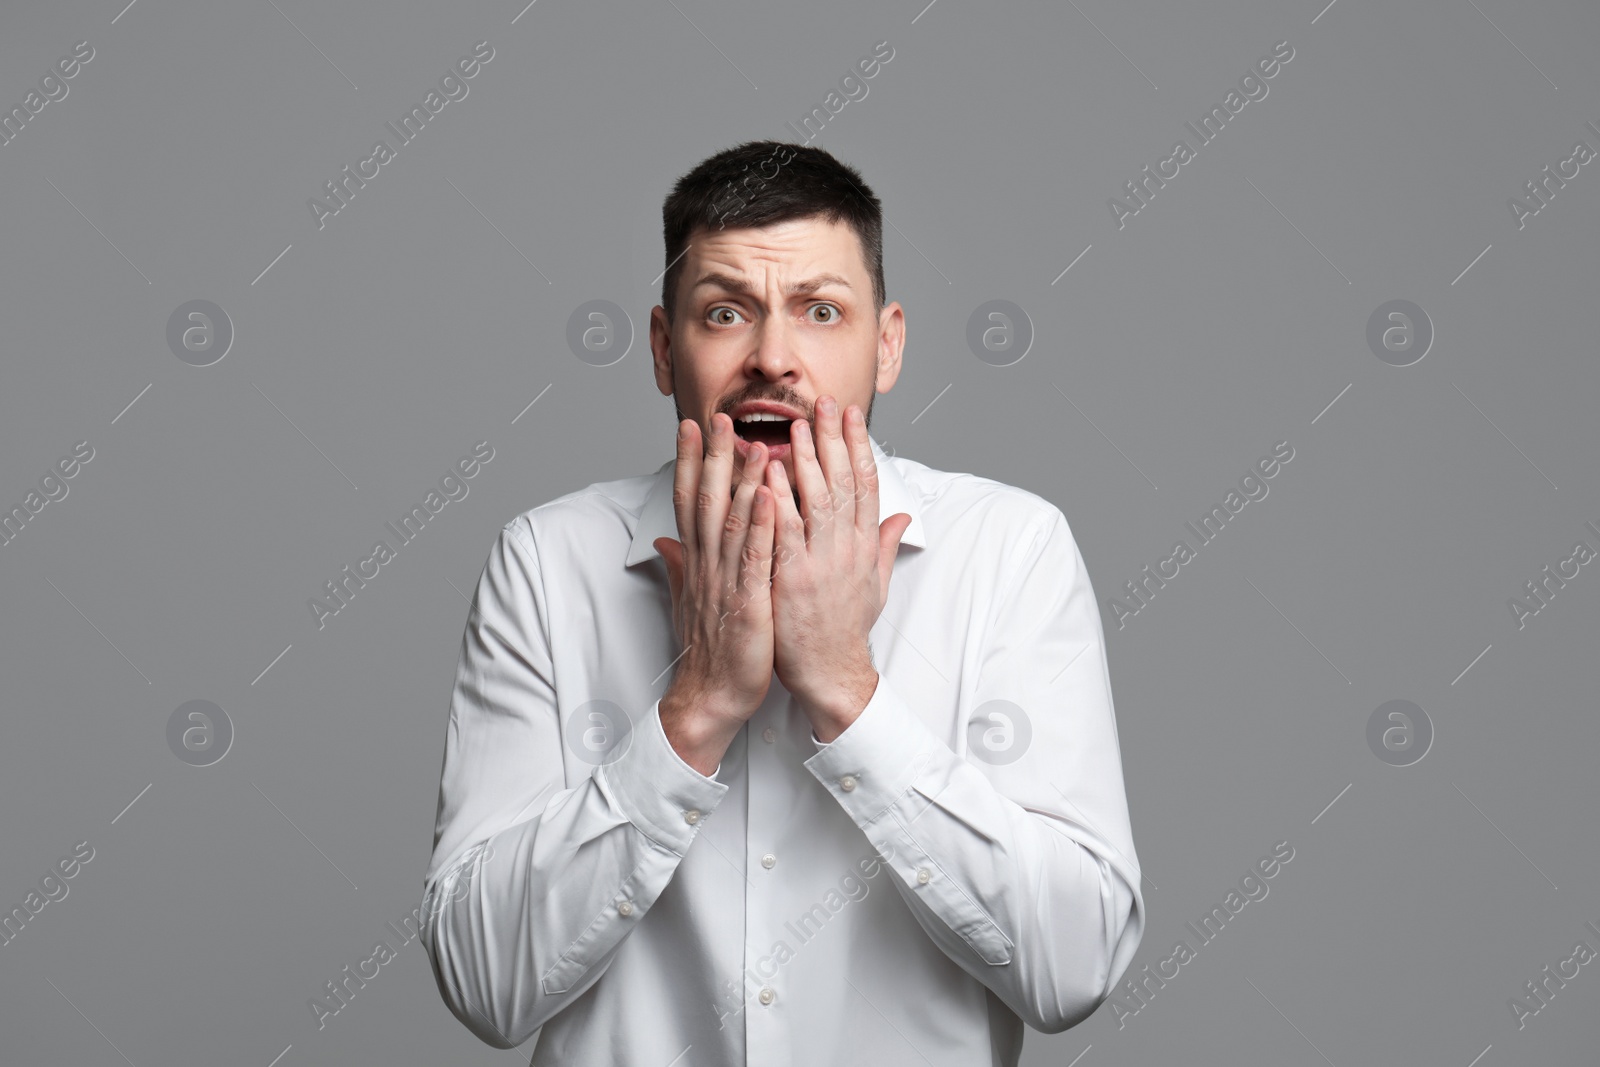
[732,414,794,449]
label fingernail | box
[821,396,837,416]
[678,421,690,440]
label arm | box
[420,520,729,1048]
[802,507,1145,1033]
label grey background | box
[1,0,1596,1064]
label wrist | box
[660,688,745,776]
[804,666,878,739]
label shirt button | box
[617,900,634,916]
[684,809,701,825]
[762,727,775,743]
[917,868,931,885]
[839,775,857,792]
[758,987,775,1005]
[761,853,776,869]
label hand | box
[765,396,912,735]
[654,414,777,773]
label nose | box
[745,316,801,383]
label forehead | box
[684,216,868,287]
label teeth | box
[736,412,791,422]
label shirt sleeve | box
[802,506,1145,1034]
[420,519,729,1049]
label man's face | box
[649,216,904,494]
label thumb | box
[653,537,684,606]
[877,513,913,596]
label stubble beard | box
[672,377,876,508]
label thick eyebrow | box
[688,271,854,301]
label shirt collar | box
[626,434,926,567]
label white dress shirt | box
[421,435,1145,1066]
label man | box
[421,140,1145,1066]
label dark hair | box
[660,140,886,324]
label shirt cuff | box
[594,697,730,856]
[802,673,945,825]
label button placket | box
[743,704,791,1051]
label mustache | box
[672,391,874,429]
[721,392,811,419]
[674,398,811,424]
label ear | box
[874,301,905,394]
[649,305,675,398]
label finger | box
[788,417,832,544]
[697,413,737,563]
[721,441,768,590]
[671,419,703,573]
[653,536,682,588]
[812,396,857,534]
[845,403,879,542]
[877,514,912,601]
[766,460,804,575]
[739,484,776,609]
[653,535,683,603]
